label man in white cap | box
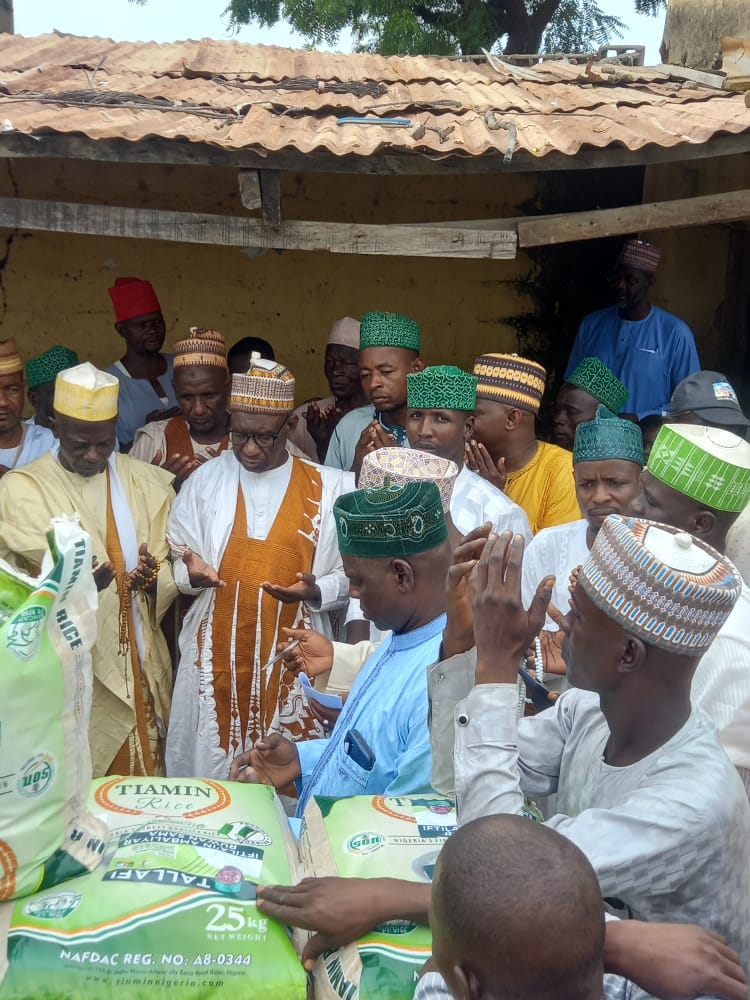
[0,362,177,777]
[564,239,699,419]
[632,421,750,793]
[288,317,368,462]
[165,354,353,780]
[448,522,750,972]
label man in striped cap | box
[166,354,353,779]
[0,362,177,778]
[0,338,55,477]
[131,327,230,488]
[445,520,750,972]
[565,239,700,419]
[633,422,750,794]
[469,352,580,533]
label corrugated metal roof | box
[0,33,746,163]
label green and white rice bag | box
[0,517,107,905]
[300,794,457,1000]
[0,778,307,999]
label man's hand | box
[279,626,334,678]
[605,920,747,1000]
[256,878,411,971]
[182,548,226,589]
[469,531,554,685]
[352,420,395,478]
[442,523,492,659]
[152,449,204,488]
[466,440,506,492]
[305,401,341,460]
[262,573,321,606]
[308,696,344,732]
[228,733,301,789]
[92,556,116,592]
[0,464,12,479]
[124,543,161,595]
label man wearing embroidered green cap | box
[553,356,629,451]
[406,364,531,541]
[230,480,451,811]
[633,422,750,794]
[519,405,644,683]
[324,310,424,475]
[25,345,79,429]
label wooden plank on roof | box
[0,196,517,259]
[517,188,750,247]
[238,169,261,210]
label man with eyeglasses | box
[165,353,354,780]
[564,239,699,420]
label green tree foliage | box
[222,0,665,56]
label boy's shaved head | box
[430,814,604,1000]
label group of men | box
[0,236,749,998]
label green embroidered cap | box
[26,346,79,390]
[359,311,420,353]
[334,481,447,558]
[647,423,750,513]
[573,405,644,466]
[407,365,477,412]
[567,357,628,415]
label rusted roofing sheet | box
[0,33,746,162]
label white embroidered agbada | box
[166,449,353,779]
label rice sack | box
[0,778,307,999]
[0,517,107,905]
[300,794,457,1000]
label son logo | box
[18,753,55,797]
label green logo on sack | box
[345,831,385,856]
[24,891,81,920]
[6,606,45,662]
[18,753,55,797]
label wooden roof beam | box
[517,187,750,247]
[0,196,516,259]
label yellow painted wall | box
[0,159,539,405]
[0,153,740,409]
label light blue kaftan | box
[295,613,446,815]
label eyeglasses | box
[228,423,286,449]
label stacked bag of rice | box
[0,779,307,999]
[0,517,107,904]
[299,794,457,1000]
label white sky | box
[15,0,667,64]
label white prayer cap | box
[359,446,458,514]
[327,317,360,350]
[54,362,119,422]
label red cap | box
[108,277,162,323]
